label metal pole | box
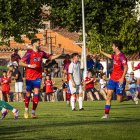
[82,0,87,79]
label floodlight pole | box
[82,0,87,79]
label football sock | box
[0,100,13,111]
[1,108,7,113]
[12,108,17,113]
[24,95,30,108]
[78,96,83,109]
[32,94,39,110]
[104,105,111,114]
[71,96,75,110]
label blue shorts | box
[26,78,42,91]
[107,79,126,96]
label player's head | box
[71,53,80,62]
[31,38,40,50]
[112,40,123,52]
[2,71,7,77]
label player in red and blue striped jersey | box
[100,40,128,119]
[20,38,62,119]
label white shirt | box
[68,61,81,85]
[127,77,137,89]
[100,79,107,89]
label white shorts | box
[69,81,83,94]
[15,82,23,93]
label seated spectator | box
[52,63,60,78]
[127,72,139,104]
[99,73,107,100]
[87,55,94,71]
[84,71,100,101]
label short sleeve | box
[21,51,31,62]
[42,51,52,59]
[100,79,103,84]
[120,53,127,66]
[68,63,73,74]
[111,54,114,59]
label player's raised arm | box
[99,45,112,59]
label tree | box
[0,0,42,44]
[45,0,140,54]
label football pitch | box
[0,101,140,140]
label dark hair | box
[3,70,7,73]
[14,49,18,52]
[31,38,40,45]
[71,53,79,59]
[100,73,106,78]
[112,40,123,50]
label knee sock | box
[24,95,30,109]
[78,96,83,109]
[104,105,111,114]
[0,100,13,111]
[70,96,75,110]
[32,94,39,111]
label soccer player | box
[0,100,19,120]
[20,38,62,119]
[68,53,84,111]
[100,40,128,119]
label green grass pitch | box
[0,101,140,140]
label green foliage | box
[45,0,140,54]
[0,0,42,43]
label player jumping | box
[100,40,128,119]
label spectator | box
[87,55,94,71]
[99,73,107,100]
[52,63,60,78]
[1,71,11,102]
[127,72,139,104]
[9,65,24,102]
[63,54,71,77]
[44,75,55,102]
[11,49,21,65]
[84,71,100,101]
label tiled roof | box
[53,28,80,42]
